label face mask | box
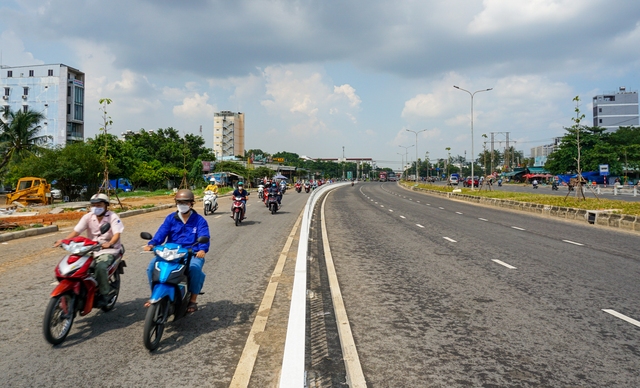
[91,206,105,216]
[177,204,191,214]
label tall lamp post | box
[406,129,427,182]
[397,152,404,180]
[453,85,493,191]
[399,145,414,180]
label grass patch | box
[409,182,640,216]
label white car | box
[50,188,62,199]
[449,176,459,185]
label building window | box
[67,86,71,97]
[599,108,602,113]
[48,69,53,76]
[23,105,28,113]
[599,119,603,123]
[29,70,34,77]
[7,71,12,78]
[67,104,71,115]
[23,87,28,96]
[4,88,9,96]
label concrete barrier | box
[405,184,640,234]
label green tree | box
[0,108,50,174]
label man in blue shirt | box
[143,189,209,313]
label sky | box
[1,0,639,169]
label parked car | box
[50,188,62,199]
[463,176,480,187]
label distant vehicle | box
[388,174,398,182]
[449,176,459,185]
[102,178,133,192]
[50,188,62,199]
[5,177,52,205]
[463,176,480,187]
[379,172,387,182]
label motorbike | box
[202,190,218,215]
[532,181,539,189]
[140,232,209,351]
[304,184,310,193]
[231,195,246,226]
[497,179,503,187]
[295,184,302,193]
[280,184,287,195]
[267,192,280,214]
[43,223,126,345]
[551,182,559,191]
[257,185,264,200]
[351,181,354,187]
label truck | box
[5,177,52,205]
[102,178,134,192]
[379,171,387,182]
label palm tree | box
[0,108,51,173]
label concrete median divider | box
[406,183,640,234]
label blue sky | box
[1,0,639,169]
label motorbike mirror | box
[140,232,153,240]
[197,236,210,244]
[99,223,111,234]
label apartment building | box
[213,111,244,160]
[593,87,639,131]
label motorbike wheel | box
[203,205,208,216]
[212,203,218,213]
[101,272,120,312]
[234,210,241,226]
[143,297,169,351]
[271,204,276,215]
[43,293,75,345]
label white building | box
[593,87,639,131]
[213,111,244,160]
[1,64,85,147]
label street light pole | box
[399,145,414,180]
[406,129,427,183]
[453,85,493,191]
[397,152,404,180]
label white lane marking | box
[416,224,424,228]
[443,237,457,242]
[214,215,222,219]
[388,209,393,212]
[438,207,444,210]
[456,212,463,215]
[409,198,413,201]
[479,218,488,221]
[380,205,384,208]
[492,259,517,269]
[374,202,378,204]
[602,309,640,328]
[426,204,431,206]
[511,226,526,231]
[416,201,420,203]
[563,240,584,246]
[1,242,7,245]
[400,216,406,219]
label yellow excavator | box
[5,177,52,205]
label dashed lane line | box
[400,216,406,219]
[455,212,463,215]
[511,226,526,231]
[563,240,584,246]
[492,259,517,269]
[443,237,457,243]
[602,309,640,328]
[479,218,488,222]
[416,224,425,228]
[388,209,393,212]
[438,207,444,210]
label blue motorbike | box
[140,232,209,351]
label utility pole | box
[342,146,345,180]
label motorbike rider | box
[532,179,538,188]
[204,178,219,195]
[268,182,282,206]
[54,193,124,307]
[143,189,209,313]
[231,182,249,219]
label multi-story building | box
[1,64,85,147]
[530,137,561,167]
[593,87,639,131]
[213,111,244,160]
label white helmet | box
[209,177,216,182]
[90,193,110,204]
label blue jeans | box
[147,256,206,295]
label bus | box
[379,172,387,182]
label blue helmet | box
[272,183,277,187]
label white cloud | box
[173,93,216,119]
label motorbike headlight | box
[155,247,186,261]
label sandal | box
[187,302,198,313]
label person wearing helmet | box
[143,189,210,313]
[204,178,218,195]
[54,193,124,307]
[267,182,282,206]
[231,182,249,219]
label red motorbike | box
[43,224,126,345]
[304,183,310,193]
[232,195,246,226]
[295,183,302,193]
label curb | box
[0,203,179,242]
[405,183,640,234]
[0,225,59,243]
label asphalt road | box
[0,191,310,387]
[321,182,640,386]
